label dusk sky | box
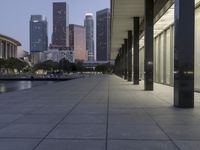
[0,0,110,52]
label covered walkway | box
[112,0,198,108]
[0,75,200,149]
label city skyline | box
[0,0,110,52]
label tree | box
[0,58,6,73]
[34,60,59,72]
[95,64,107,73]
[0,58,6,69]
[95,63,113,74]
[59,58,71,72]
[6,57,28,73]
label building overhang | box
[111,0,174,60]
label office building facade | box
[69,24,87,62]
[30,15,48,52]
[84,13,94,61]
[52,2,68,47]
[96,8,111,61]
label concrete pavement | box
[0,75,199,150]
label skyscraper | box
[69,24,87,62]
[84,13,94,61]
[30,15,48,52]
[96,8,111,61]
[52,2,68,48]
[66,3,69,47]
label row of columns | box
[0,40,17,59]
[115,17,140,85]
[114,0,195,108]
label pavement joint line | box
[107,139,176,141]
[142,108,182,150]
[31,77,104,150]
[0,137,107,141]
[0,137,42,140]
[105,76,110,150]
[45,138,106,141]
[60,123,106,125]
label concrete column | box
[174,0,195,108]
[14,46,17,58]
[2,41,4,58]
[11,45,14,57]
[0,40,2,58]
[119,48,123,77]
[7,43,10,58]
[115,53,120,76]
[13,45,15,58]
[122,44,126,79]
[144,0,154,91]
[5,41,8,59]
[122,44,125,78]
[124,39,128,80]
[133,17,140,85]
[120,46,123,77]
[127,31,133,81]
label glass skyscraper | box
[30,15,48,52]
[84,13,94,61]
[96,8,111,61]
[52,2,68,48]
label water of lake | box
[0,81,55,94]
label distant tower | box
[66,3,69,47]
[52,2,68,48]
[96,8,111,61]
[84,13,94,61]
[69,24,87,62]
[30,15,48,52]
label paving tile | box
[109,114,155,125]
[71,106,107,114]
[31,106,74,115]
[108,124,168,140]
[152,115,200,125]
[0,139,39,150]
[107,140,179,150]
[109,108,146,115]
[145,108,200,117]
[36,139,105,150]
[161,125,200,140]
[175,140,200,150]
[0,124,54,138]
[63,114,106,124]
[48,124,106,139]
[0,106,40,114]
[15,114,64,124]
[0,114,23,123]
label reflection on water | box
[0,81,54,94]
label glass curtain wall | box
[139,47,144,80]
[159,33,164,83]
[195,6,200,91]
[139,6,200,91]
[154,37,160,83]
